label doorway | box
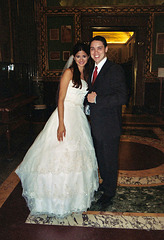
[91,30,136,110]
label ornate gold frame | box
[38,2,163,80]
[38,5,81,78]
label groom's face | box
[90,40,108,64]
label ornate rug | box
[26,183,164,230]
[26,212,164,230]
[26,132,164,230]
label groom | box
[87,36,128,208]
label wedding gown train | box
[15,80,99,218]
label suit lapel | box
[92,59,110,87]
[89,59,113,90]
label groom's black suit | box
[88,59,127,198]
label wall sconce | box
[158,67,164,115]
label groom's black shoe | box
[96,194,113,209]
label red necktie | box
[92,66,98,85]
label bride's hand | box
[57,124,66,141]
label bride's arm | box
[57,69,72,141]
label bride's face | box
[74,50,89,68]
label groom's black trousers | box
[92,134,120,198]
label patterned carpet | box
[26,128,164,230]
[89,186,164,213]
[26,212,164,230]
[26,180,164,230]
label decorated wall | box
[46,0,164,7]
[36,1,164,113]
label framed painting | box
[50,29,59,40]
[63,51,70,61]
[39,10,81,78]
[156,33,164,54]
[61,25,72,43]
[49,51,60,60]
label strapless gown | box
[15,80,99,218]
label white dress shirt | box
[92,57,107,81]
[86,57,107,115]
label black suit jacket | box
[87,59,128,140]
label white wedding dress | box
[15,80,99,218]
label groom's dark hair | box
[89,35,107,48]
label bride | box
[15,42,99,218]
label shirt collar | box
[95,57,107,73]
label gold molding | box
[38,3,164,79]
[39,9,81,78]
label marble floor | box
[0,113,164,240]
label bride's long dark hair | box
[56,42,90,107]
[70,42,90,89]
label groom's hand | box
[87,92,97,103]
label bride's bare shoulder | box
[62,68,73,80]
[60,68,73,85]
